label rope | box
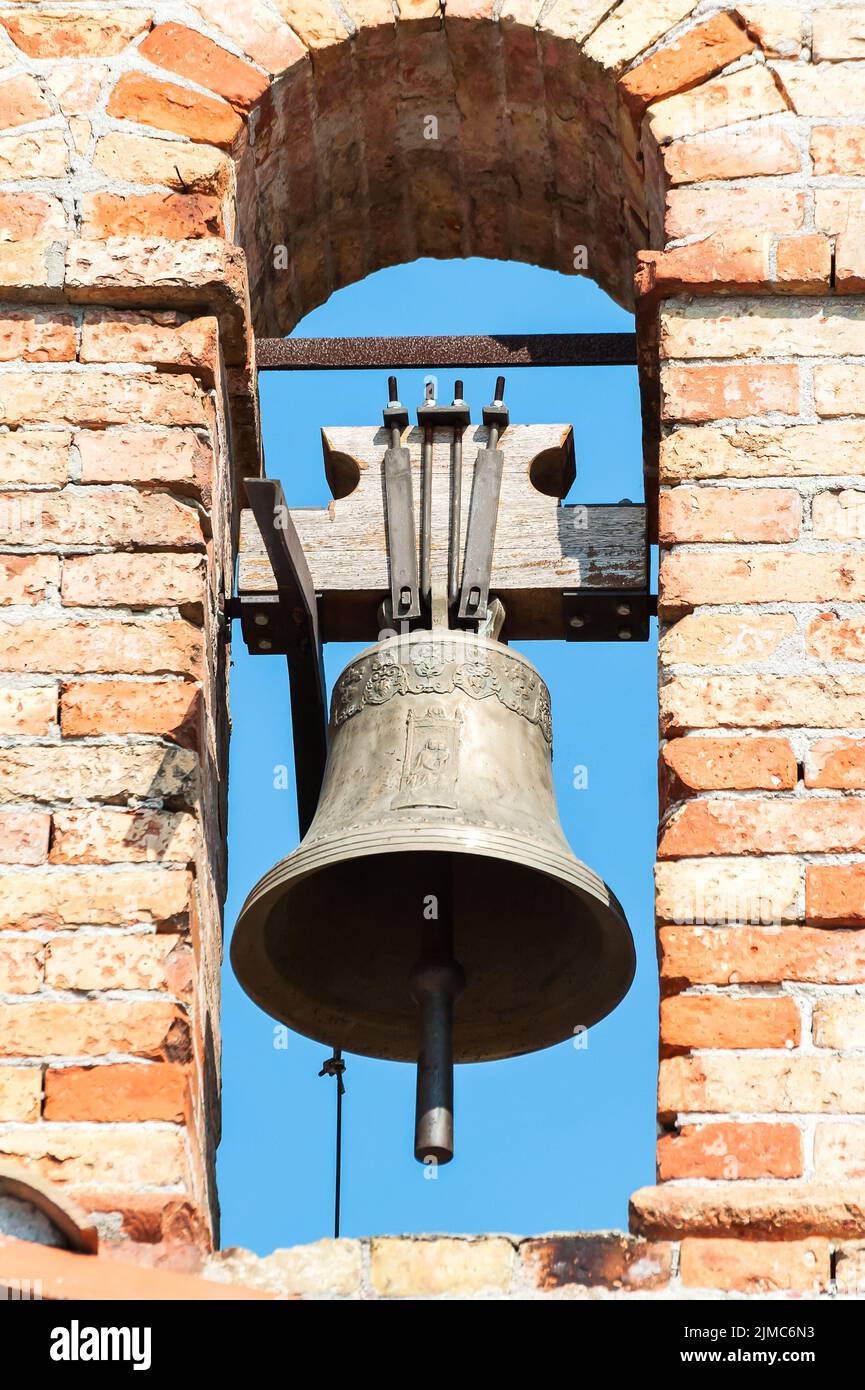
[318,1048,346,1238]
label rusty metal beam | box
[255,333,638,371]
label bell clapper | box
[409,859,465,1164]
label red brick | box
[807,738,865,789]
[185,0,306,75]
[807,865,865,925]
[0,686,58,736]
[520,1234,671,1291]
[679,1238,829,1293]
[44,1063,189,1122]
[659,925,865,986]
[664,187,804,241]
[660,994,800,1050]
[661,364,799,422]
[60,679,201,742]
[0,308,74,362]
[0,811,50,865]
[106,72,243,149]
[75,429,212,495]
[659,486,800,542]
[0,194,67,243]
[61,554,205,607]
[631,1181,865,1239]
[657,1122,802,1180]
[2,11,151,57]
[0,490,203,548]
[660,800,865,858]
[661,737,796,795]
[0,433,68,487]
[0,75,52,130]
[80,193,225,241]
[0,617,203,678]
[811,124,865,175]
[139,23,269,111]
[618,14,754,115]
[79,312,219,383]
[0,1001,191,1060]
[661,551,865,610]
[635,230,772,300]
[776,233,833,291]
[661,674,865,734]
[662,127,799,185]
[809,614,865,662]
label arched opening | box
[220,255,657,1249]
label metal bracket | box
[236,478,329,836]
[563,590,656,643]
[458,378,508,625]
[382,378,421,623]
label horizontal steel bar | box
[255,333,638,371]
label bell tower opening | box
[221,256,658,1252]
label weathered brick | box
[658,486,800,542]
[657,1122,802,1180]
[636,229,773,299]
[661,673,865,733]
[815,363,865,417]
[0,132,68,179]
[0,196,67,243]
[661,551,865,610]
[647,61,787,143]
[92,132,231,195]
[812,12,865,62]
[0,74,53,129]
[184,0,306,74]
[835,226,865,294]
[661,737,796,794]
[813,1125,865,1180]
[0,311,75,364]
[0,433,68,487]
[814,188,865,237]
[655,857,800,926]
[660,364,798,421]
[79,312,219,381]
[139,23,269,110]
[2,11,151,57]
[0,685,58,736]
[659,924,865,986]
[0,868,191,930]
[50,808,197,865]
[45,63,107,118]
[0,490,203,549]
[665,188,803,241]
[0,372,210,429]
[0,555,60,605]
[0,744,197,804]
[776,60,865,117]
[370,1237,514,1297]
[0,941,43,993]
[660,800,865,858]
[807,613,865,663]
[659,1054,865,1115]
[659,612,794,666]
[0,1125,188,1187]
[662,127,799,184]
[0,811,51,865]
[0,1066,41,1121]
[631,1181,865,1239]
[80,193,225,241]
[75,429,212,495]
[44,1063,189,1122]
[660,994,800,1049]
[618,13,754,115]
[661,422,865,481]
[836,1242,865,1295]
[679,1238,829,1293]
[61,554,205,608]
[45,933,192,994]
[813,998,865,1051]
[807,739,865,789]
[520,1234,671,1291]
[738,6,803,58]
[0,1000,191,1060]
[811,124,865,176]
[60,679,201,742]
[106,72,243,149]
[812,489,865,541]
[0,618,203,677]
[663,298,865,359]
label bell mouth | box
[231,828,635,1064]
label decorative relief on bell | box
[393,706,463,810]
[329,637,554,744]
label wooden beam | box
[237,425,648,642]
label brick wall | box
[1,0,865,1292]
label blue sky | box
[219,259,659,1250]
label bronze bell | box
[231,626,635,1164]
